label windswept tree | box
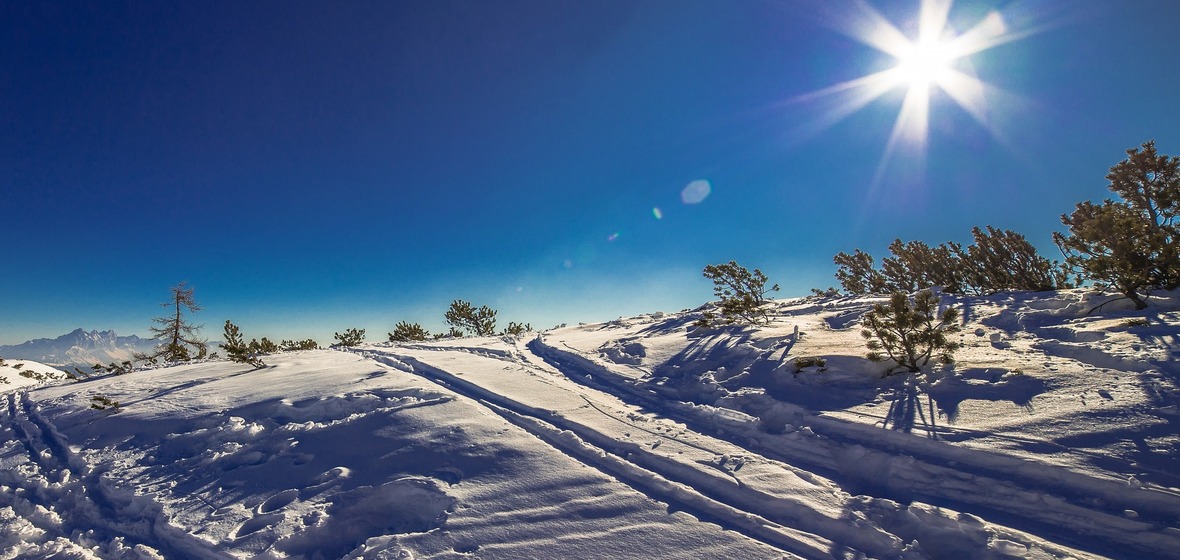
[957,226,1073,295]
[880,239,963,294]
[833,229,1072,296]
[700,261,779,325]
[445,300,497,336]
[1055,140,1180,308]
[140,282,206,362]
[834,249,887,295]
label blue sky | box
[2,0,1178,345]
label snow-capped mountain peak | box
[0,329,157,368]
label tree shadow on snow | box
[757,355,888,412]
[880,375,941,438]
[651,327,757,382]
[637,314,707,337]
[924,370,1050,423]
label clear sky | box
[2,0,1178,345]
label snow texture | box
[2,288,1179,559]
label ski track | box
[526,337,1180,559]
[351,337,1180,560]
[355,349,841,559]
[1,391,231,560]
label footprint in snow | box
[432,466,464,485]
[233,512,284,539]
[257,489,300,514]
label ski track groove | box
[522,336,1180,560]
[355,349,863,560]
[2,391,233,560]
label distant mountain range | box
[0,329,160,369]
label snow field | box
[4,351,781,559]
[2,288,1178,559]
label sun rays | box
[799,0,1033,186]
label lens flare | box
[680,180,712,204]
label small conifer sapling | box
[862,290,961,375]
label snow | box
[2,288,1179,559]
[0,359,69,391]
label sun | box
[893,37,955,92]
[794,0,1032,182]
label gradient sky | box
[3,0,1179,345]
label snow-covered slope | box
[0,359,69,391]
[2,288,1178,559]
[0,329,158,369]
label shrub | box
[389,321,430,342]
[92,361,134,376]
[333,328,366,347]
[434,327,465,339]
[834,228,1072,296]
[834,249,886,295]
[1055,140,1179,308]
[90,395,121,413]
[701,261,779,325]
[793,356,827,372]
[862,290,960,375]
[221,320,265,368]
[445,300,497,336]
[502,321,531,336]
[880,239,963,294]
[810,287,841,297]
[248,337,279,355]
[957,226,1074,294]
[280,339,320,351]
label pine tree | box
[388,321,430,342]
[445,300,497,336]
[834,249,887,295]
[140,282,206,362]
[957,226,1073,295]
[700,261,779,325]
[221,320,265,368]
[333,328,365,347]
[279,339,319,351]
[1055,140,1180,308]
[501,322,531,336]
[248,337,279,354]
[880,239,963,294]
[862,290,960,375]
